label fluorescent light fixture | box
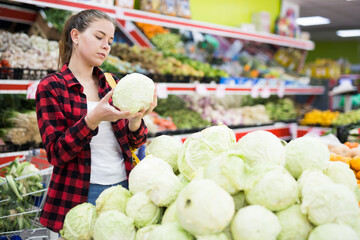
[296,16,330,26]
[336,29,360,37]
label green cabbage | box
[276,204,313,240]
[297,170,334,199]
[196,232,230,240]
[245,167,298,211]
[135,225,159,240]
[177,125,236,180]
[60,203,97,240]
[231,205,281,240]
[145,135,183,172]
[285,136,330,179]
[301,182,359,226]
[324,161,357,190]
[308,223,358,240]
[113,73,155,114]
[92,210,136,240]
[237,130,286,167]
[204,150,246,194]
[125,192,162,228]
[176,179,235,236]
[162,202,178,224]
[149,222,194,240]
[129,155,183,207]
[95,185,132,215]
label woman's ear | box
[70,28,80,46]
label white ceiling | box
[287,0,360,41]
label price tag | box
[27,80,39,100]
[195,84,208,95]
[251,85,260,98]
[216,84,226,98]
[260,85,271,98]
[156,83,168,99]
[277,81,285,98]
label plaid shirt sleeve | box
[36,75,97,167]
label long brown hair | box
[58,9,115,70]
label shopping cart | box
[0,149,53,240]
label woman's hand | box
[85,89,141,130]
[128,90,158,132]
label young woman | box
[35,9,156,232]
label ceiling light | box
[336,29,360,37]
[296,16,331,26]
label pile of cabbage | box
[60,126,360,240]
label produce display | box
[0,31,58,70]
[59,128,360,240]
[333,109,360,126]
[300,109,340,127]
[135,23,170,39]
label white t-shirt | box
[87,100,127,185]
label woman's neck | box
[68,54,94,81]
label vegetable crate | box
[0,151,53,239]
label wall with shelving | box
[190,0,281,31]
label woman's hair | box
[58,9,115,70]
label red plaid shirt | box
[35,64,147,232]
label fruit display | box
[328,143,360,184]
[300,109,340,127]
[332,109,360,126]
[136,22,170,39]
[100,55,147,74]
[58,129,360,240]
[302,59,350,80]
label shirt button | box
[84,161,90,166]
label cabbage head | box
[92,210,135,240]
[95,185,131,215]
[204,150,246,194]
[129,155,182,207]
[135,225,159,240]
[162,202,178,224]
[237,130,286,167]
[297,170,334,199]
[231,205,281,240]
[145,135,182,172]
[308,223,359,240]
[301,182,359,226]
[285,136,330,179]
[177,125,236,180]
[149,222,194,240]
[176,179,235,236]
[113,73,155,114]
[324,161,357,190]
[276,204,313,240]
[245,167,298,211]
[196,232,230,240]
[125,192,162,228]
[60,203,96,240]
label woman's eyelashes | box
[95,35,113,46]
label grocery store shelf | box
[157,83,325,96]
[0,79,325,96]
[10,0,314,50]
[0,3,37,24]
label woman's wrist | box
[128,118,141,132]
[85,114,99,130]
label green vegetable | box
[149,222,194,240]
[308,223,358,240]
[95,185,132,215]
[176,179,234,236]
[6,175,23,200]
[60,203,96,240]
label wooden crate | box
[28,10,61,40]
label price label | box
[260,86,271,98]
[251,85,260,98]
[27,80,39,100]
[196,84,208,95]
[156,83,168,99]
[277,81,285,98]
[216,84,226,98]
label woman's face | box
[76,19,115,67]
